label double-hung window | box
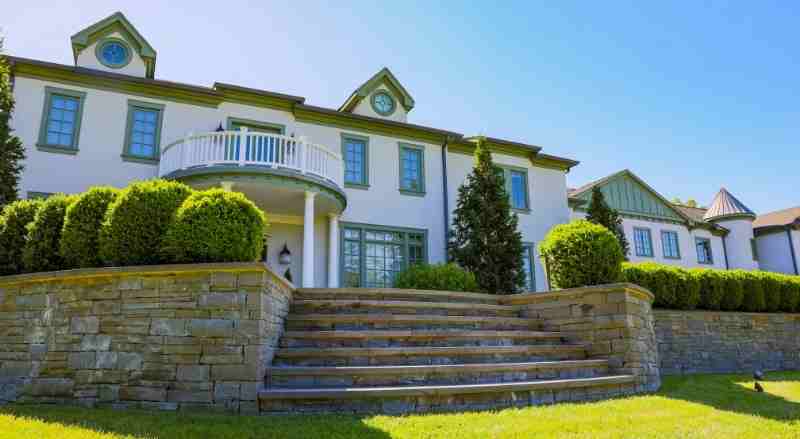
[661,231,681,259]
[399,144,425,195]
[521,243,536,292]
[123,100,165,162]
[500,167,530,212]
[342,134,369,188]
[38,87,86,153]
[633,227,654,257]
[696,238,714,265]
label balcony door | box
[226,118,285,162]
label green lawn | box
[3,373,800,438]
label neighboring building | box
[754,207,800,275]
[8,12,578,291]
[569,170,760,271]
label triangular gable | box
[339,67,415,113]
[71,11,157,78]
[571,170,690,223]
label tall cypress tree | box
[0,38,25,208]
[448,139,525,294]
[585,187,630,258]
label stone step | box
[267,359,610,388]
[290,300,519,317]
[258,375,637,414]
[284,313,540,331]
[280,330,565,348]
[272,345,587,367]
[294,288,502,305]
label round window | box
[370,91,396,116]
[97,40,131,68]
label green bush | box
[539,220,624,289]
[100,180,193,266]
[781,277,800,312]
[22,194,77,273]
[673,267,701,310]
[395,263,479,292]
[0,199,43,275]
[161,189,265,263]
[621,262,699,309]
[60,187,120,268]
[761,272,783,313]
[720,271,744,311]
[740,271,766,312]
[693,268,725,310]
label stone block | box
[116,352,143,371]
[150,319,188,337]
[200,354,243,365]
[214,382,240,401]
[119,386,166,402]
[23,378,74,397]
[167,389,212,403]
[199,293,244,309]
[80,335,112,351]
[96,352,118,369]
[70,317,99,334]
[240,382,258,401]
[15,294,48,309]
[189,319,234,338]
[177,365,209,382]
[211,364,257,381]
[68,352,96,369]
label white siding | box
[755,230,796,275]
[715,218,759,270]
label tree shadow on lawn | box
[0,404,393,439]
[659,371,800,422]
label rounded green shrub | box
[0,199,43,275]
[161,189,266,263]
[780,276,800,313]
[673,267,701,310]
[100,180,193,266]
[22,194,77,273]
[761,272,783,312]
[693,268,725,310]
[740,271,766,312]
[60,187,120,268]
[539,220,624,289]
[720,271,745,311]
[395,263,479,292]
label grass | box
[3,373,800,438]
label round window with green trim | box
[370,91,396,116]
[96,39,132,69]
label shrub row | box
[621,262,800,312]
[0,180,266,276]
[395,263,479,292]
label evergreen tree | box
[448,140,525,294]
[586,187,630,258]
[0,38,25,208]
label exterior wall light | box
[279,243,292,265]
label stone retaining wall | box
[503,283,660,392]
[654,309,800,375]
[0,263,293,414]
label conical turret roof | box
[703,188,756,222]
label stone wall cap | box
[500,283,655,305]
[0,262,294,290]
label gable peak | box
[339,67,415,114]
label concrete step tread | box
[295,288,502,303]
[286,314,538,325]
[259,375,635,399]
[291,299,518,312]
[281,330,563,340]
[267,359,609,376]
[275,344,587,358]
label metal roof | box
[703,188,756,221]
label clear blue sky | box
[5,1,799,213]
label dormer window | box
[97,39,132,69]
[371,91,396,116]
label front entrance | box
[341,223,426,288]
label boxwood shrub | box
[539,220,624,289]
[100,180,193,266]
[395,263,479,292]
[60,187,120,268]
[161,189,266,263]
[740,271,766,312]
[720,270,744,311]
[0,199,43,275]
[22,194,77,273]
[781,277,800,312]
[692,268,725,310]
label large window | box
[341,224,426,288]
[399,144,425,195]
[500,167,530,212]
[123,100,164,162]
[633,227,654,257]
[342,134,369,188]
[38,87,86,153]
[696,238,714,265]
[521,243,536,292]
[661,230,681,259]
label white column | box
[327,214,340,288]
[302,191,316,288]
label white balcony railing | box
[159,129,343,187]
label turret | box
[703,188,759,270]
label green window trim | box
[37,86,87,153]
[633,227,654,257]
[498,165,531,213]
[94,37,133,70]
[661,230,681,260]
[123,99,165,164]
[522,242,536,292]
[340,222,428,288]
[398,143,426,196]
[341,132,370,189]
[226,117,286,134]
[750,238,759,261]
[695,237,714,265]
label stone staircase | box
[258,289,637,413]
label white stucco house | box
[754,207,800,275]
[8,12,578,291]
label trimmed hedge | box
[0,199,43,275]
[622,262,800,313]
[61,187,120,268]
[539,220,624,289]
[100,180,192,266]
[395,263,479,292]
[161,189,266,263]
[22,194,77,273]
